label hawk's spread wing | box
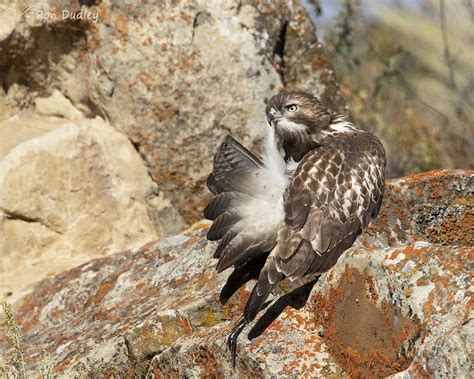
[204,133,290,303]
[244,132,386,322]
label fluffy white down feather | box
[235,126,293,236]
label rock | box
[0,116,159,298]
[34,90,83,120]
[0,0,344,231]
[1,170,471,377]
[0,112,59,160]
[0,3,19,41]
[59,336,134,378]
[125,310,194,375]
[59,309,194,378]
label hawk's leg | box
[227,298,273,367]
[248,277,319,340]
[227,318,245,368]
[227,279,318,367]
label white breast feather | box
[276,119,307,134]
[236,127,292,235]
[286,157,299,173]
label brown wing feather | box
[207,135,262,195]
[216,232,274,273]
[204,192,238,220]
[273,132,385,281]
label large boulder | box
[0,112,159,298]
[0,0,344,232]
[1,170,472,377]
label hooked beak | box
[266,113,274,126]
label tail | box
[243,258,284,323]
[219,254,267,305]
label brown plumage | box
[204,92,386,366]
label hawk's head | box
[265,92,332,143]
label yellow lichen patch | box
[404,286,412,298]
[451,197,474,206]
[198,308,221,328]
[126,312,193,375]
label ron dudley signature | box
[4,3,99,23]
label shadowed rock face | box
[0,170,472,377]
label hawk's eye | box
[286,104,298,112]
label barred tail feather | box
[219,254,267,305]
[243,261,284,323]
[244,280,277,323]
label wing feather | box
[204,192,237,220]
[274,132,385,281]
[216,232,273,273]
[205,133,289,305]
[213,229,238,259]
[276,240,314,278]
[283,190,312,230]
[207,135,262,195]
[206,212,240,241]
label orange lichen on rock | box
[416,277,429,286]
[365,275,379,302]
[312,267,422,378]
[402,169,467,185]
[188,346,221,377]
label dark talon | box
[227,318,246,368]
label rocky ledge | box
[0,169,472,378]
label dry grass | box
[0,301,26,379]
[0,301,54,378]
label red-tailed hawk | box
[204,92,386,364]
